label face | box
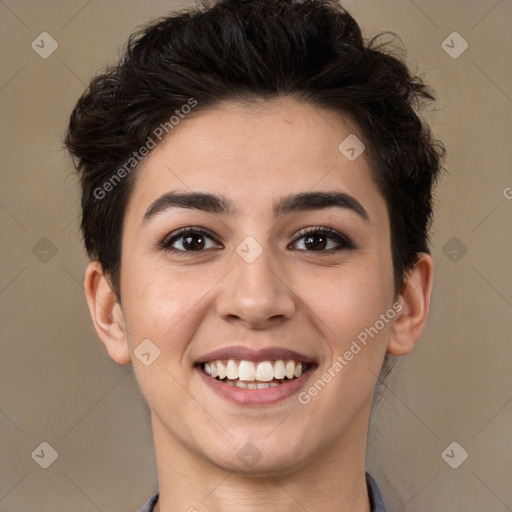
[116,98,397,474]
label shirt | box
[138,472,386,511]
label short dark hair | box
[65,0,445,301]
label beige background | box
[1,0,511,511]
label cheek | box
[120,262,218,406]
[120,257,221,352]
[296,257,394,350]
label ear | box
[387,253,434,356]
[83,261,131,364]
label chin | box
[203,433,314,477]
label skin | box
[84,98,433,512]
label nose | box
[215,244,296,330]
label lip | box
[195,345,318,365]
[194,345,318,406]
[196,364,316,406]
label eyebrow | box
[142,190,370,225]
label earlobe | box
[83,261,132,365]
[387,253,434,356]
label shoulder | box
[137,492,159,512]
[366,472,387,512]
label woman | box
[65,0,445,510]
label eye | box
[159,226,354,254]
[290,227,355,252]
[159,227,222,253]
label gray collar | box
[139,472,386,511]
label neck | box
[151,407,372,512]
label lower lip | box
[196,366,315,406]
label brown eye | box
[303,233,328,251]
[179,232,206,250]
[160,228,222,252]
[290,227,354,252]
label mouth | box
[198,359,313,388]
[195,346,318,404]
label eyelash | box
[158,226,355,254]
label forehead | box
[124,98,387,224]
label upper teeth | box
[203,360,305,381]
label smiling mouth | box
[198,359,314,389]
